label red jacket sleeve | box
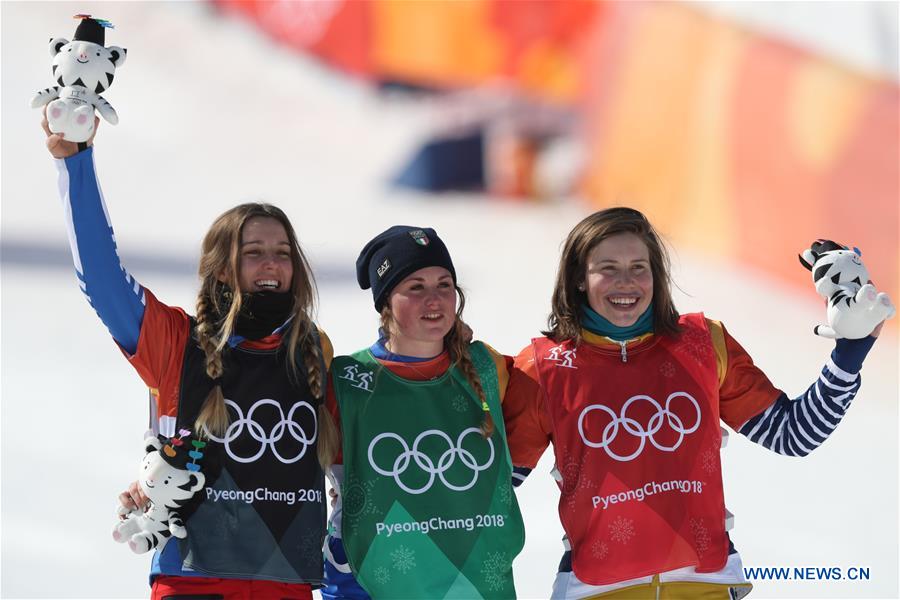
[126,289,191,424]
[717,324,782,431]
[503,345,553,469]
[326,375,344,465]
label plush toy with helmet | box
[113,430,206,554]
[31,15,126,143]
[798,239,895,339]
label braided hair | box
[192,203,338,468]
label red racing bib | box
[533,314,728,585]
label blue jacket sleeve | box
[739,336,876,456]
[55,147,145,353]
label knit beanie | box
[356,226,456,311]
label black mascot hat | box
[154,430,206,473]
[72,14,113,46]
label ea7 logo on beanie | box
[409,229,430,246]
[356,224,456,312]
[377,259,391,278]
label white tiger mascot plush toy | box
[113,431,206,554]
[31,15,126,143]
[799,239,895,339]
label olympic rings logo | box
[205,398,317,464]
[368,428,495,495]
[577,392,701,462]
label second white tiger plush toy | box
[31,15,126,143]
[799,239,895,339]
[113,431,206,554]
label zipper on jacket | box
[602,336,642,362]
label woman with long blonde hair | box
[43,116,336,599]
[322,226,525,599]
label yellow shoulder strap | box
[317,327,334,371]
[480,342,510,402]
[706,319,727,387]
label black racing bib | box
[175,330,326,584]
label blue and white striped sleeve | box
[511,466,532,488]
[739,336,876,456]
[55,147,145,354]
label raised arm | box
[716,322,877,457]
[737,336,874,456]
[44,114,145,354]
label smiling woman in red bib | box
[502,208,886,599]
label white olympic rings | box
[368,428,495,495]
[206,398,317,464]
[577,392,701,462]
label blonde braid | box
[286,317,339,469]
[449,319,494,439]
[446,289,494,438]
[299,327,324,400]
[194,292,230,437]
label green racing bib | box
[333,342,524,599]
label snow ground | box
[2,2,897,599]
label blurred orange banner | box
[216,0,897,303]
[215,0,599,103]
[579,3,898,303]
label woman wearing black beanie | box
[320,225,526,599]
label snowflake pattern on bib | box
[559,451,596,510]
[480,551,511,592]
[678,327,713,365]
[608,515,636,544]
[659,360,676,378]
[701,448,717,475]
[590,539,609,560]
[560,458,581,496]
[451,394,470,413]
[373,566,391,585]
[498,480,512,507]
[390,545,416,574]
[690,517,711,557]
[341,478,377,535]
